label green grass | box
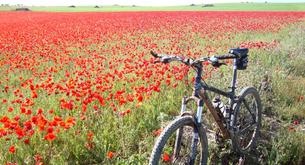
[1,3,305,12]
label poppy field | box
[0,11,305,164]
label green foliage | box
[268,130,305,165]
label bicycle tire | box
[232,87,262,154]
[149,115,208,165]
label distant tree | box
[190,4,196,6]
[16,8,31,11]
[69,5,76,8]
[94,5,100,8]
[265,1,268,3]
[202,4,214,7]
[132,5,136,7]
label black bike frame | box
[193,58,238,105]
[187,58,239,164]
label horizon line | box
[3,2,305,7]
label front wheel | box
[232,87,262,154]
[149,115,208,165]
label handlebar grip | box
[150,50,159,58]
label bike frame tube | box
[183,59,238,163]
[190,60,238,139]
[201,59,238,102]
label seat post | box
[231,58,238,95]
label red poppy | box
[163,152,170,162]
[8,107,14,112]
[107,151,114,159]
[298,95,304,102]
[24,139,30,144]
[44,133,56,142]
[9,145,15,154]
[153,128,163,136]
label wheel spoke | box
[174,127,184,159]
[231,88,261,152]
[173,126,200,164]
[242,99,256,122]
[238,122,257,136]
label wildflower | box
[293,120,299,125]
[107,151,114,159]
[37,108,43,115]
[87,131,94,141]
[44,133,56,142]
[163,152,170,162]
[49,109,54,114]
[93,105,99,111]
[24,139,30,144]
[13,115,20,121]
[137,94,143,102]
[34,154,42,162]
[9,145,15,154]
[31,91,38,98]
[153,128,163,136]
[8,107,14,112]
[298,95,304,102]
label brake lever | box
[150,50,160,58]
[212,62,227,68]
[153,56,171,64]
[154,60,161,64]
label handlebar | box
[150,50,237,68]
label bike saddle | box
[229,48,248,58]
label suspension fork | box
[176,96,204,164]
[180,96,187,114]
[190,99,204,165]
[173,96,189,161]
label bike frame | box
[180,59,239,163]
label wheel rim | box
[159,124,202,165]
[157,124,202,165]
[235,92,259,150]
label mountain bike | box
[149,48,262,165]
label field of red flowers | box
[0,11,305,163]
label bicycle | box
[149,48,262,165]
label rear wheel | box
[232,87,262,154]
[149,115,208,165]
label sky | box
[1,0,304,6]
